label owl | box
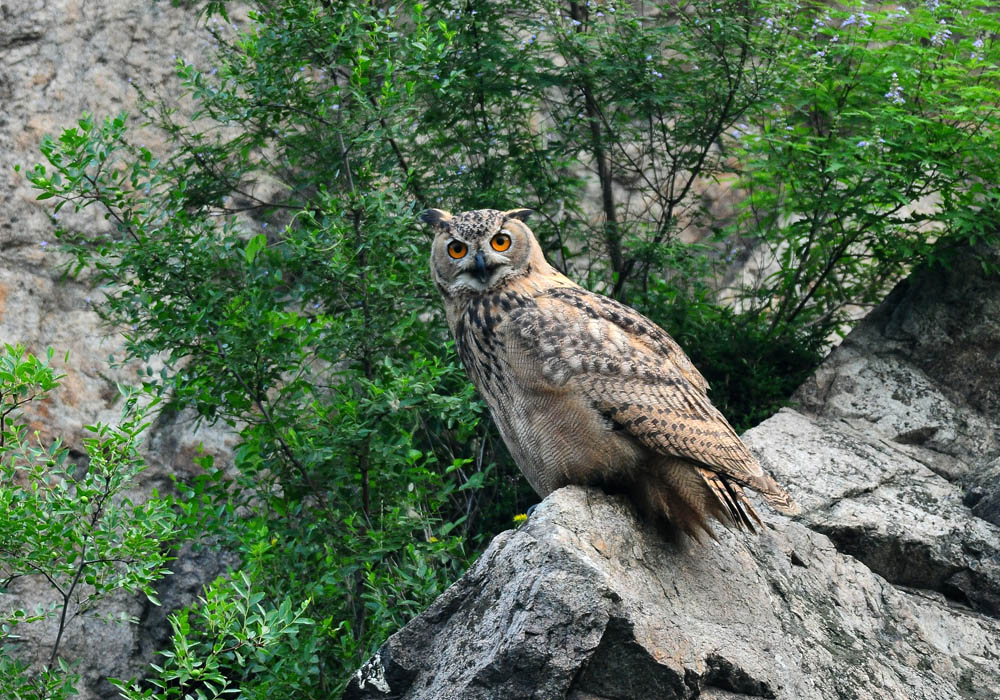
[424,207,799,539]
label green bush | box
[731,0,1000,335]
[0,345,179,698]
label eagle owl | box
[425,207,799,539]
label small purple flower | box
[931,21,951,47]
[40,241,48,247]
[857,140,870,148]
[841,12,869,29]
[885,73,905,104]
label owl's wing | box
[504,286,799,514]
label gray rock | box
[744,409,1000,617]
[344,486,1000,700]
[794,246,1000,474]
[761,246,1000,617]
[965,457,1000,528]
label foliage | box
[111,573,314,700]
[18,0,1000,696]
[732,0,1000,336]
[0,345,178,698]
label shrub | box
[0,345,178,698]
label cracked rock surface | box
[345,246,1000,700]
[344,487,999,700]
[756,244,1000,619]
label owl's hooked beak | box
[474,250,489,282]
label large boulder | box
[345,246,1000,700]
[345,486,999,700]
[759,244,1000,617]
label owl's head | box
[424,208,542,297]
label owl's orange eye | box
[447,240,468,259]
[491,232,512,252]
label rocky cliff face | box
[1,2,237,698]
[344,245,1000,700]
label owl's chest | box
[451,293,645,495]
[452,292,521,404]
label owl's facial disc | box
[429,209,535,297]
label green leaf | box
[244,233,267,264]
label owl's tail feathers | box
[630,457,754,541]
[632,458,800,541]
[697,467,763,532]
[746,471,801,516]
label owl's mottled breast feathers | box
[452,289,527,407]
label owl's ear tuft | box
[502,208,533,223]
[420,208,453,230]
